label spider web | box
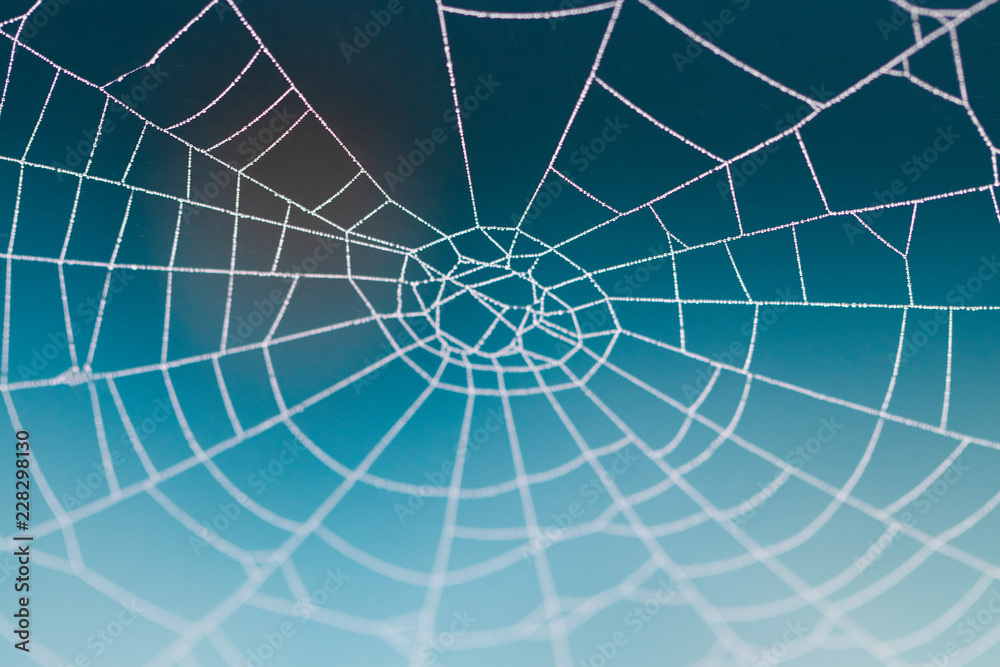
[0,0,999,665]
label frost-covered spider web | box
[1,0,1000,665]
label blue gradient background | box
[0,1,999,666]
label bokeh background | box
[1,0,1000,665]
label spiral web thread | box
[0,0,999,665]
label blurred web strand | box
[0,0,997,665]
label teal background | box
[0,1,998,666]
